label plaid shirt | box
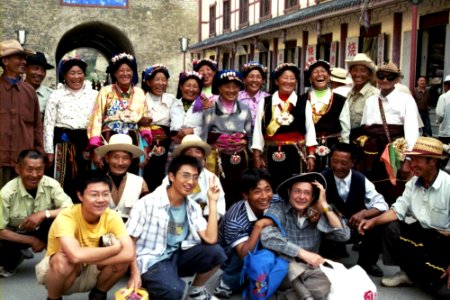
[126,183,207,273]
[261,201,350,258]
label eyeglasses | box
[376,72,398,81]
[178,171,199,182]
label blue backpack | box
[240,213,289,300]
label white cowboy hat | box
[172,135,211,158]
[330,67,352,85]
[95,134,144,159]
[346,53,375,72]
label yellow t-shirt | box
[46,204,127,257]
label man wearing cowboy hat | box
[345,53,379,137]
[260,172,350,300]
[95,134,148,221]
[0,39,43,189]
[359,137,450,298]
[25,51,55,119]
[162,134,226,218]
[360,61,421,204]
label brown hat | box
[0,39,35,58]
[403,137,448,159]
[377,62,401,75]
[346,53,375,72]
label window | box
[223,0,230,31]
[239,0,249,25]
[285,0,298,9]
[209,4,216,36]
[260,0,271,18]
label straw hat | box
[346,53,375,72]
[95,134,144,159]
[172,135,211,158]
[330,67,352,85]
[403,137,448,159]
[276,172,327,202]
[0,39,35,58]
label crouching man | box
[261,173,350,300]
[36,170,135,300]
[127,155,227,300]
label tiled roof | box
[191,0,365,50]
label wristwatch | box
[323,205,333,213]
[45,209,51,219]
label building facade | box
[1,0,198,92]
[191,0,450,93]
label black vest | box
[299,92,346,136]
[261,94,307,136]
[322,168,366,218]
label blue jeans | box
[141,243,226,300]
[420,111,432,137]
[221,246,244,291]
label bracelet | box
[306,154,316,159]
[323,205,333,213]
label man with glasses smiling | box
[127,155,227,300]
[359,62,421,205]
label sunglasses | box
[376,72,398,81]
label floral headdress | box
[143,64,170,81]
[241,61,268,79]
[212,69,243,95]
[272,63,300,81]
[58,55,88,83]
[305,59,331,74]
[176,71,203,99]
[109,52,138,85]
[192,58,218,72]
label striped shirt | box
[126,183,207,274]
[219,200,257,248]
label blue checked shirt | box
[261,201,350,258]
[126,183,208,274]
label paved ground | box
[0,245,436,299]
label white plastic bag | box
[319,259,378,300]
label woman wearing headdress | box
[252,63,317,189]
[202,70,252,209]
[141,64,176,191]
[193,58,218,109]
[238,61,269,127]
[299,60,350,171]
[87,53,151,173]
[170,71,204,145]
[44,57,98,202]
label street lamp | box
[179,37,190,71]
[17,29,27,46]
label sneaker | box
[188,286,219,300]
[381,271,413,287]
[214,279,233,298]
[21,248,34,259]
[0,267,16,278]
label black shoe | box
[360,264,383,277]
[88,288,107,300]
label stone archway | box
[55,21,134,67]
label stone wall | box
[1,0,199,93]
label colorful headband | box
[179,70,202,81]
[305,59,330,72]
[111,53,134,64]
[192,58,218,71]
[241,61,268,74]
[143,64,170,81]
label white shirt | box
[334,170,388,212]
[170,98,203,136]
[43,81,98,153]
[146,92,175,127]
[392,170,450,231]
[310,89,351,143]
[435,90,450,137]
[252,91,317,151]
[361,89,420,150]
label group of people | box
[1,36,450,300]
